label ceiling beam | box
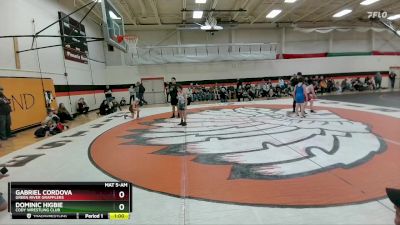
[76,0,102,21]
[250,0,279,24]
[311,0,360,22]
[272,0,307,23]
[232,0,249,21]
[293,0,334,22]
[182,0,187,22]
[209,0,220,17]
[113,0,137,26]
[137,0,148,17]
[149,0,162,25]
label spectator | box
[104,85,113,102]
[128,85,135,105]
[389,71,397,89]
[37,108,65,137]
[99,100,111,115]
[374,72,382,89]
[319,76,328,94]
[341,79,349,92]
[187,86,193,105]
[138,82,148,105]
[0,86,14,140]
[220,86,228,102]
[77,98,89,115]
[120,97,127,106]
[111,99,121,112]
[57,103,74,123]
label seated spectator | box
[99,100,111,115]
[57,103,74,123]
[120,97,127,106]
[35,109,66,137]
[111,99,121,112]
[77,98,89,115]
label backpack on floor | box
[34,127,47,138]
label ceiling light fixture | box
[193,11,203,19]
[388,14,400,20]
[195,0,207,3]
[266,9,282,18]
[360,0,380,5]
[333,9,352,18]
[284,0,297,3]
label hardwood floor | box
[0,110,101,157]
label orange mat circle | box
[90,105,400,207]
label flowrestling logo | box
[367,11,388,19]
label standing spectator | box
[187,86,193,105]
[374,72,382,89]
[77,98,89,115]
[0,86,14,140]
[128,85,135,105]
[138,82,148,105]
[57,103,74,123]
[319,76,327,94]
[389,71,397,89]
[169,77,179,118]
[104,85,113,102]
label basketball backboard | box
[101,0,127,52]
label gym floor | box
[0,90,399,224]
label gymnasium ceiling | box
[78,0,400,30]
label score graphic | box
[8,182,131,220]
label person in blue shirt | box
[293,77,308,118]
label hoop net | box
[123,35,138,52]
[118,35,139,65]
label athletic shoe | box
[178,122,183,125]
[8,134,16,138]
[170,115,175,118]
[310,110,316,113]
[124,115,128,119]
[182,122,187,126]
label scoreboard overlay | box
[8,182,131,220]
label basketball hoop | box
[116,35,138,52]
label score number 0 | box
[118,191,125,211]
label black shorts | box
[171,98,178,106]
